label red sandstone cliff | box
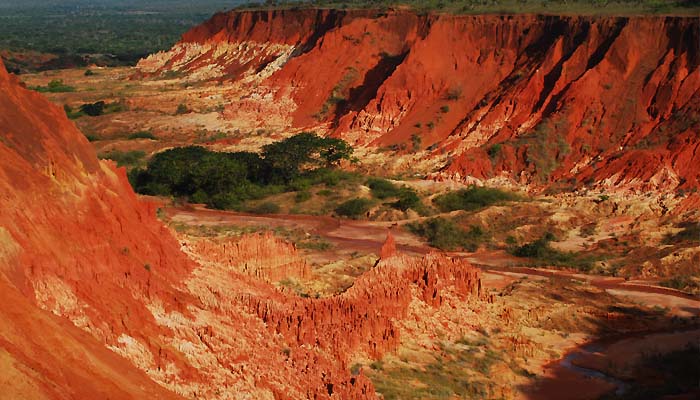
[1,56,486,398]
[142,10,700,193]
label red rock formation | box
[146,10,700,193]
[184,232,310,282]
[380,231,397,259]
[238,250,483,362]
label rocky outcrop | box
[145,10,700,193]
[237,248,484,362]
[183,232,310,282]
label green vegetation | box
[294,190,312,203]
[31,79,75,93]
[249,202,281,214]
[486,143,502,160]
[315,67,359,120]
[522,119,570,182]
[369,340,499,400]
[411,133,422,151]
[335,198,373,218]
[510,233,596,271]
[128,131,157,140]
[408,217,487,251]
[262,132,354,181]
[0,1,242,70]
[366,178,422,211]
[433,186,519,213]
[64,101,126,119]
[83,133,100,142]
[446,86,462,100]
[296,238,333,251]
[129,132,354,210]
[98,150,146,167]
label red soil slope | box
[143,10,700,192]
[1,57,485,398]
[0,59,184,399]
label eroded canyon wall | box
[141,10,700,192]
[1,56,486,398]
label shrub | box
[446,86,462,100]
[411,133,422,151]
[128,131,157,140]
[394,189,421,211]
[79,101,106,116]
[408,217,486,251]
[250,202,280,214]
[367,178,401,199]
[84,69,95,76]
[511,233,594,272]
[335,198,373,218]
[434,186,519,212]
[32,79,75,93]
[294,191,312,203]
[487,144,502,160]
[440,105,450,113]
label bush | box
[510,233,594,272]
[434,186,519,212]
[367,178,401,199]
[335,198,373,218]
[79,101,106,116]
[295,191,312,203]
[250,202,280,214]
[84,69,95,76]
[487,144,502,160]
[408,217,486,251]
[366,178,422,211]
[32,79,75,93]
[411,133,422,151]
[128,131,157,140]
[394,188,421,211]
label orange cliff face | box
[142,10,700,193]
[0,58,185,400]
[0,58,486,398]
